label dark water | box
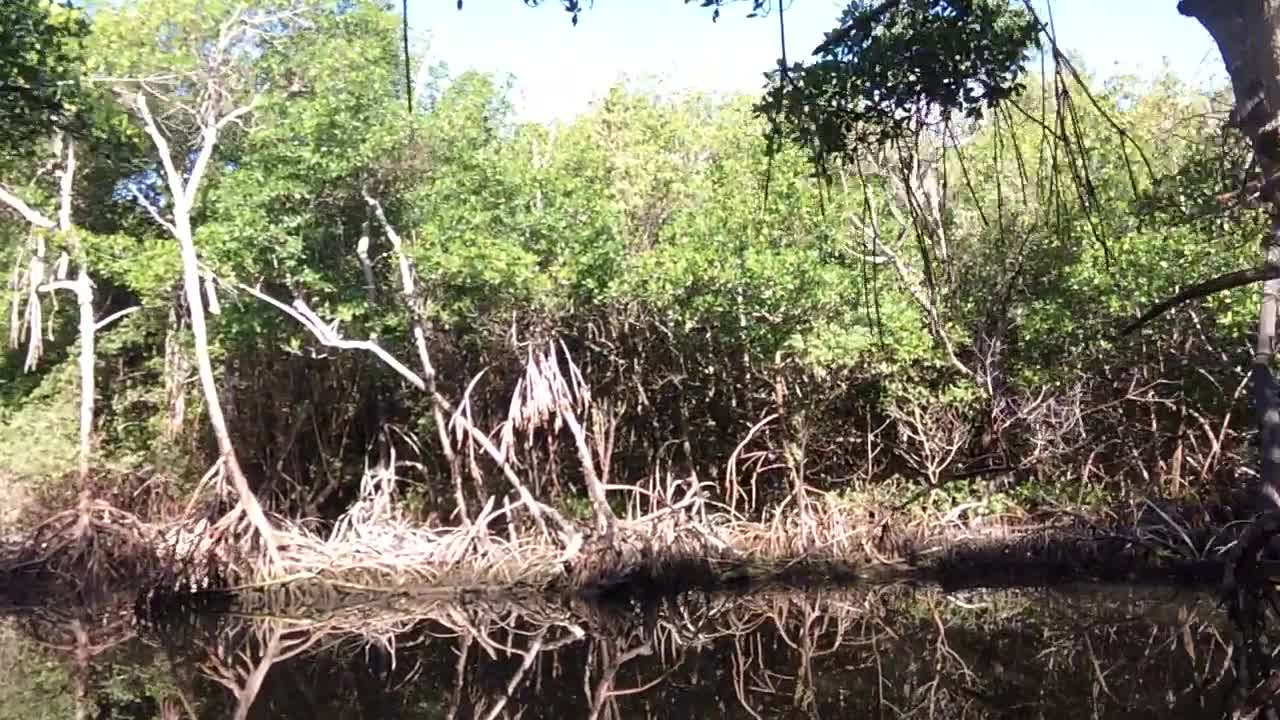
[0,583,1244,719]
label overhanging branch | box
[1119,264,1280,337]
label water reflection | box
[0,583,1247,718]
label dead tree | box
[0,137,137,530]
[102,7,318,566]
[218,197,584,553]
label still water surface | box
[0,583,1238,719]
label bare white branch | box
[129,186,178,236]
[229,279,428,392]
[22,239,46,371]
[205,276,222,315]
[135,93,190,215]
[364,190,436,382]
[0,185,55,229]
[58,138,76,233]
[214,97,260,133]
[356,220,377,303]
[95,306,141,331]
[7,253,22,349]
[182,95,258,212]
[89,72,183,85]
[39,280,81,294]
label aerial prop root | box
[0,501,158,587]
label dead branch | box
[364,191,468,521]
[0,185,56,229]
[222,277,580,549]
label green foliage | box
[0,0,1261,522]
[559,496,595,523]
[766,0,1041,161]
[0,0,88,151]
[0,357,79,480]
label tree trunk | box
[1181,0,1280,508]
[174,210,277,560]
[69,270,94,532]
[61,143,94,496]
[1255,217,1280,509]
[134,93,278,564]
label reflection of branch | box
[588,636,655,720]
[199,623,322,720]
[56,581,1226,719]
[229,630,280,720]
[1083,633,1116,701]
[480,629,547,720]
[446,636,471,720]
[732,635,766,720]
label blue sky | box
[412,0,1227,123]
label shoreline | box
[0,496,1243,612]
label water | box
[0,583,1241,719]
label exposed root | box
[2,470,1258,607]
[0,500,160,598]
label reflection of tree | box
[585,628,677,720]
[152,589,594,718]
[1223,527,1280,719]
[200,585,1238,719]
[0,595,201,720]
[12,602,134,720]
[199,624,321,720]
[0,583,1249,718]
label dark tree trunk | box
[1181,0,1280,509]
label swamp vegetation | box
[10,0,1280,715]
